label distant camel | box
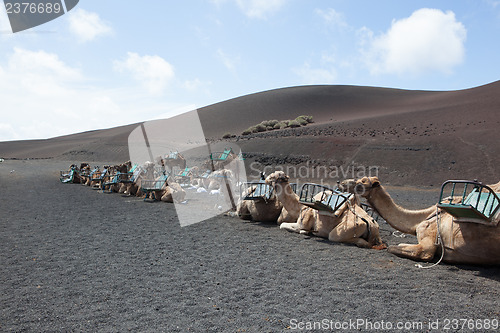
[266,171,386,249]
[159,182,186,203]
[105,161,131,193]
[163,152,187,173]
[127,161,155,197]
[340,177,500,264]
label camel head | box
[265,171,289,186]
[490,180,500,192]
[142,161,155,177]
[201,159,212,170]
[154,156,161,164]
[339,177,380,197]
[114,163,128,174]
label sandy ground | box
[1,159,499,332]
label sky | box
[0,0,499,141]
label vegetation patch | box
[240,115,313,136]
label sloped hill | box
[1,81,499,186]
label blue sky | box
[1,0,499,141]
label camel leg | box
[280,222,301,233]
[388,220,438,261]
[328,230,372,248]
[277,209,289,225]
[153,191,162,201]
[366,223,387,250]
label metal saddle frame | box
[437,180,500,226]
[299,183,354,214]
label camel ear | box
[371,178,380,188]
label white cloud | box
[0,46,208,142]
[315,8,348,28]
[113,52,175,95]
[217,48,240,72]
[0,48,193,141]
[8,48,81,79]
[361,8,466,76]
[0,48,118,141]
[68,8,113,42]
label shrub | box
[295,117,308,126]
[222,132,233,139]
[241,115,312,135]
[275,121,288,129]
[296,115,314,124]
[255,124,266,132]
[261,119,279,127]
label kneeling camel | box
[339,177,500,265]
[265,171,385,249]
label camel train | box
[60,148,240,203]
[61,155,500,266]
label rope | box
[347,200,371,240]
[415,207,445,269]
[392,231,406,238]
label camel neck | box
[274,181,300,212]
[367,186,436,235]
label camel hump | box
[298,183,353,214]
[241,182,274,201]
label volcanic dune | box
[1,81,499,186]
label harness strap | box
[347,200,371,240]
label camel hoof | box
[372,244,388,250]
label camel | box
[163,152,187,173]
[126,161,155,197]
[265,171,386,249]
[88,165,110,188]
[191,170,211,189]
[236,184,283,223]
[79,164,94,186]
[490,180,500,192]
[60,164,82,184]
[140,169,186,202]
[206,169,234,191]
[160,182,186,203]
[264,172,301,224]
[339,177,500,265]
[103,161,132,193]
